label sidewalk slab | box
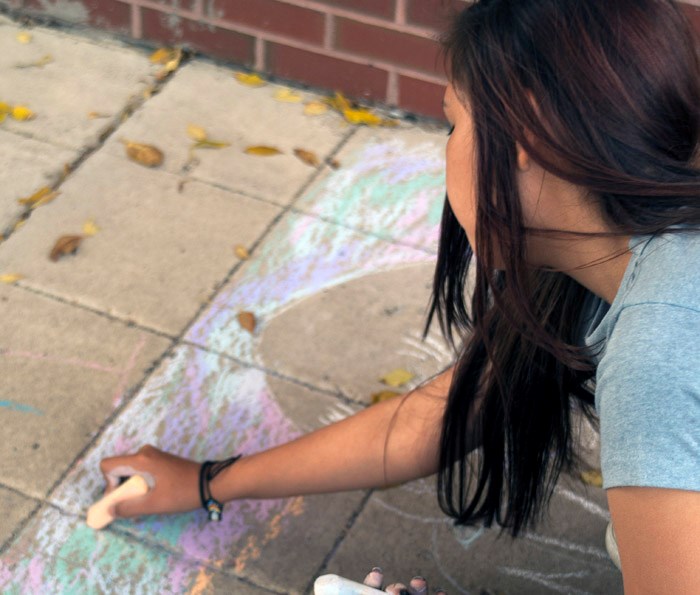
[0,151,281,335]
[0,505,275,594]
[0,487,38,549]
[294,125,447,253]
[185,211,449,403]
[0,281,170,499]
[326,473,622,595]
[0,130,78,235]
[27,344,365,594]
[99,61,351,206]
[0,17,155,150]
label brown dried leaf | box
[326,157,341,170]
[123,140,164,167]
[238,311,256,334]
[234,245,250,260]
[293,148,320,168]
[18,186,52,207]
[50,235,83,262]
[87,111,110,119]
[371,390,401,405]
[244,146,282,156]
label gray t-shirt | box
[583,232,700,491]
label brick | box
[398,75,446,120]
[313,0,395,20]
[335,17,444,76]
[142,7,254,65]
[266,41,388,101]
[406,0,467,31]
[23,0,131,33]
[209,0,325,45]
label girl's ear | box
[516,141,531,172]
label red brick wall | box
[4,0,700,120]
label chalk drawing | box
[0,400,43,415]
[0,132,447,594]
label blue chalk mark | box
[0,400,43,415]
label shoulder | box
[595,303,700,492]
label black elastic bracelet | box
[199,455,242,521]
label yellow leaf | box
[327,91,352,113]
[14,219,26,231]
[238,311,257,334]
[83,219,100,236]
[193,139,231,149]
[122,140,164,167]
[150,47,173,64]
[380,368,414,388]
[303,101,329,116]
[343,108,383,126]
[294,148,320,168]
[244,146,282,156]
[16,32,32,44]
[11,106,35,121]
[371,390,401,405]
[18,186,52,207]
[580,470,603,488]
[187,124,208,142]
[235,72,266,87]
[234,245,250,260]
[49,235,83,262]
[0,102,11,114]
[273,88,303,103]
[0,113,5,124]
[15,54,53,69]
[0,273,24,284]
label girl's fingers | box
[408,576,428,595]
[363,567,384,589]
[384,583,409,595]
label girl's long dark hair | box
[427,0,700,538]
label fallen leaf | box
[327,91,353,113]
[343,108,383,126]
[16,32,32,44]
[87,111,110,119]
[580,470,603,488]
[17,186,53,207]
[50,235,83,262]
[234,245,250,260]
[303,101,329,116]
[83,219,100,236]
[235,72,266,87]
[0,273,24,284]
[0,113,5,124]
[294,148,320,167]
[371,390,401,405]
[238,311,256,333]
[15,54,53,69]
[122,140,164,167]
[187,124,208,142]
[11,106,35,121]
[380,368,414,388]
[0,103,9,114]
[326,157,341,169]
[150,47,173,64]
[244,146,282,156]
[63,163,71,178]
[193,139,231,149]
[13,220,26,231]
[274,88,303,103]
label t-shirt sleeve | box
[595,303,700,491]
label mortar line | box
[303,489,375,595]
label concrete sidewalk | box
[0,15,622,595]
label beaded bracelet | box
[199,455,242,521]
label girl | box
[100,0,700,592]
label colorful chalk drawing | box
[0,128,620,594]
[0,132,447,594]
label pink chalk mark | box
[111,335,148,408]
[0,349,121,374]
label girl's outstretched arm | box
[99,365,482,519]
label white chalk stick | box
[86,475,149,530]
[314,574,385,595]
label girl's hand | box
[98,445,201,518]
[363,567,445,595]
